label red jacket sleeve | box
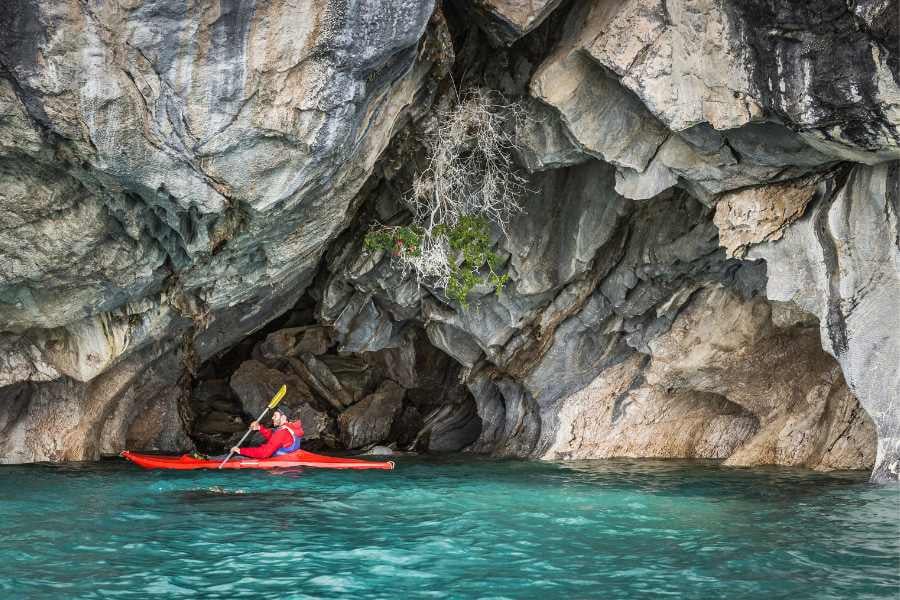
[238,428,291,459]
[257,425,273,441]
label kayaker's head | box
[272,409,289,427]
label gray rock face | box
[229,360,313,418]
[514,98,589,173]
[0,0,897,482]
[467,0,565,45]
[526,1,848,206]
[531,47,669,171]
[1,0,437,333]
[255,326,332,362]
[338,380,405,449]
[0,344,190,463]
[648,126,835,203]
[0,0,444,460]
[577,0,900,161]
[414,398,482,453]
[321,160,850,465]
[506,162,630,296]
[748,164,900,481]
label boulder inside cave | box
[186,296,482,455]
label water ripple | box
[0,457,896,599]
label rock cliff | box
[0,0,896,481]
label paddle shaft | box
[217,405,274,469]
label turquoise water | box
[0,457,897,599]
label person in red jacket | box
[231,408,304,459]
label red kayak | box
[121,450,395,471]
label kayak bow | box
[121,449,395,471]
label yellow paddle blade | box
[268,384,287,409]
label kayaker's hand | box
[231,446,241,455]
[249,421,260,431]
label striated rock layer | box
[546,286,876,471]
[0,0,447,462]
[0,1,897,481]
[747,164,900,480]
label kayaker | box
[230,408,304,459]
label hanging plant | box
[364,89,526,308]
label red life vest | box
[284,420,303,438]
[274,421,304,455]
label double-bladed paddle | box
[218,384,287,469]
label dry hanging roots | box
[370,90,528,298]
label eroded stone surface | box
[546,287,876,470]
[546,354,760,461]
[469,0,565,44]
[748,164,900,481]
[530,43,669,171]
[0,0,895,482]
[514,98,589,173]
[0,343,190,463]
[338,380,405,449]
[714,178,819,258]
[0,0,446,461]
[574,0,900,160]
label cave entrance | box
[185,295,482,456]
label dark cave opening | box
[185,293,482,456]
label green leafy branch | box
[363,225,424,258]
[364,216,509,309]
[436,216,508,308]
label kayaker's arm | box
[256,424,274,440]
[234,428,291,459]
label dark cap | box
[272,407,294,420]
